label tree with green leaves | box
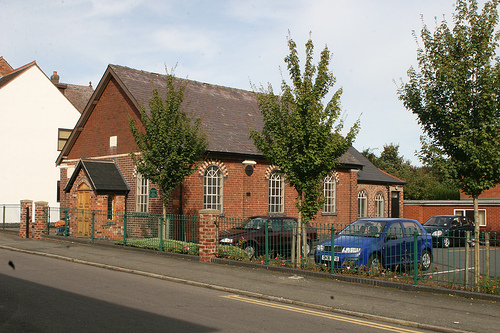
[250,34,359,265]
[129,72,208,216]
[398,0,500,287]
[362,144,460,200]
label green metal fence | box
[50,208,201,256]
[215,217,499,294]
[3,205,497,294]
[1,204,21,229]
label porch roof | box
[64,159,130,194]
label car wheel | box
[243,243,256,258]
[442,237,450,248]
[419,249,432,271]
[367,254,383,271]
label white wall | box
[0,65,80,208]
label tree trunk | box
[296,194,303,268]
[473,195,480,289]
[163,202,169,240]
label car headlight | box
[220,238,233,244]
[432,230,443,237]
[341,247,361,254]
[316,244,325,252]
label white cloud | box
[3,0,487,164]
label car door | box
[449,217,461,243]
[267,218,283,255]
[280,218,299,255]
[402,221,423,264]
[250,218,269,251]
[382,221,406,267]
[458,216,474,244]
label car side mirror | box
[386,234,397,241]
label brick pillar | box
[34,201,49,240]
[198,209,219,263]
[19,200,33,239]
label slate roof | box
[58,64,403,186]
[0,61,36,89]
[58,83,94,114]
[348,147,405,185]
[64,159,130,194]
[109,64,263,156]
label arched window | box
[203,165,223,211]
[375,192,384,217]
[268,171,284,213]
[107,195,115,220]
[323,172,336,214]
[136,173,149,213]
[357,190,368,218]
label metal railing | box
[1,204,21,229]
[215,217,499,294]
[49,208,201,256]
[2,205,497,295]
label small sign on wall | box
[149,188,157,198]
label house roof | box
[56,83,94,114]
[348,147,405,185]
[0,56,14,75]
[57,64,403,186]
[109,64,264,156]
[64,159,130,194]
[0,60,92,114]
[0,61,37,89]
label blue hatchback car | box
[314,218,433,271]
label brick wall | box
[404,200,500,233]
[67,77,140,160]
[57,74,401,234]
[61,152,398,234]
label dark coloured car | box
[423,215,475,248]
[219,216,318,258]
[314,218,433,271]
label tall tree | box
[363,144,460,200]
[398,0,500,286]
[250,34,359,265]
[130,72,207,214]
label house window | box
[203,165,223,211]
[57,128,72,151]
[107,195,115,220]
[269,171,284,213]
[357,190,368,218]
[323,172,336,214]
[375,192,384,217]
[454,209,486,226]
[136,173,149,213]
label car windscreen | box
[339,220,387,238]
[424,217,449,227]
[234,218,267,230]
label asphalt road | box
[428,245,500,283]
[0,250,435,333]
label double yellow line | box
[222,295,423,333]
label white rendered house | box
[0,59,84,210]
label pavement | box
[0,230,499,333]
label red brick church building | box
[56,65,404,238]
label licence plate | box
[321,255,339,262]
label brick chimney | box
[51,71,60,84]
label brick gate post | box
[198,209,220,262]
[19,200,33,239]
[34,201,49,240]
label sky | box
[2,0,473,165]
